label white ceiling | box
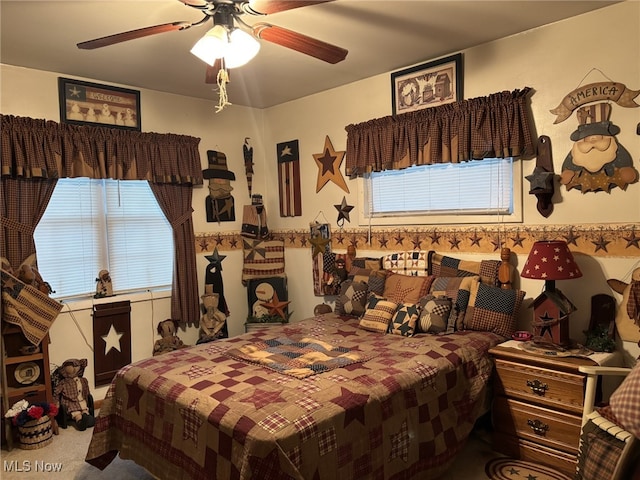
[0,1,620,109]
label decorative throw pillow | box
[389,303,420,336]
[334,280,369,317]
[352,257,382,271]
[428,251,501,286]
[429,276,479,332]
[359,296,398,333]
[462,282,525,338]
[416,295,452,334]
[609,361,640,439]
[349,267,388,296]
[383,273,435,304]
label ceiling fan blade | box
[253,23,347,64]
[77,22,193,50]
[246,0,334,15]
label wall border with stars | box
[196,223,639,257]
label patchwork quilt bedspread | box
[85,313,503,480]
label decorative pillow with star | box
[389,302,421,336]
[383,273,434,304]
[334,280,369,317]
[462,282,525,338]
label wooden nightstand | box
[489,341,620,476]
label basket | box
[18,415,53,450]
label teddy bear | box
[52,358,95,431]
[153,319,189,355]
[197,292,227,345]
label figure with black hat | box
[560,103,638,193]
[204,150,236,222]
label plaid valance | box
[344,87,535,177]
[1,114,203,185]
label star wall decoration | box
[102,323,124,355]
[260,291,291,320]
[334,196,354,226]
[313,136,349,193]
[309,235,331,258]
[205,247,226,271]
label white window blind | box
[366,158,514,217]
[34,178,174,299]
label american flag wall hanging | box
[276,139,302,217]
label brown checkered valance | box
[344,87,534,177]
[0,114,203,185]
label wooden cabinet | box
[489,344,604,476]
[1,323,53,450]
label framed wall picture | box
[58,77,141,131]
[391,53,463,116]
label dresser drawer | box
[494,359,585,414]
[493,396,582,454]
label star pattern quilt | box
[85,313,502,480]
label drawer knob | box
[527,419,549,436]
[526,379,548,396]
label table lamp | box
[521,240,583,346]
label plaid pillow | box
[609,361,640,439]
[389,303,420,336]
[416,295,452,334]
[462,282,525,338]
[334,280,369,317]
[429,276,479,332]
[359,296,398,333]
[428,251,501,286]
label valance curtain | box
[1,114,203,325]
[344,87,535,177]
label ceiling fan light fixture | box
[224,28,260,68]
[190,25,228,66]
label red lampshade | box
[521,240,583,281]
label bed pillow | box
[351,257,382,271]
[383,273,434,304]
[428,251,501,286]
[382,250,430,276]
[389,303,420,336]
[609,361,640,439]
[334,280,368,317]
[462,282,525,338]
[359,296,398,333]
[349,266,388,296]
[416,295,452,334]
[429,275,479,332]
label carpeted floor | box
[0,420,509,480]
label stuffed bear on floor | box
[52,358,95,431]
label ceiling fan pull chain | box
[216,67,231,113]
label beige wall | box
[2,2,639,398]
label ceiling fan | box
[77,0,348,82]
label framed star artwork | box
[247,277,290,322]
[313,136,349,193]
[58,77,141,131]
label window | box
[34,178,174,299]
[361,157,521,225]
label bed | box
[85,250,524,479]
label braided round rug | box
[485,458,573,480]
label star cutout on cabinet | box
[334,196,354,225]
[313,136,349,193]
[102,323,124,355]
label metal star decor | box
[334,196,354,226]
[309,235,331,258]
[260,291,291,320]
[205,247,226,271]
[313,136,349,193]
